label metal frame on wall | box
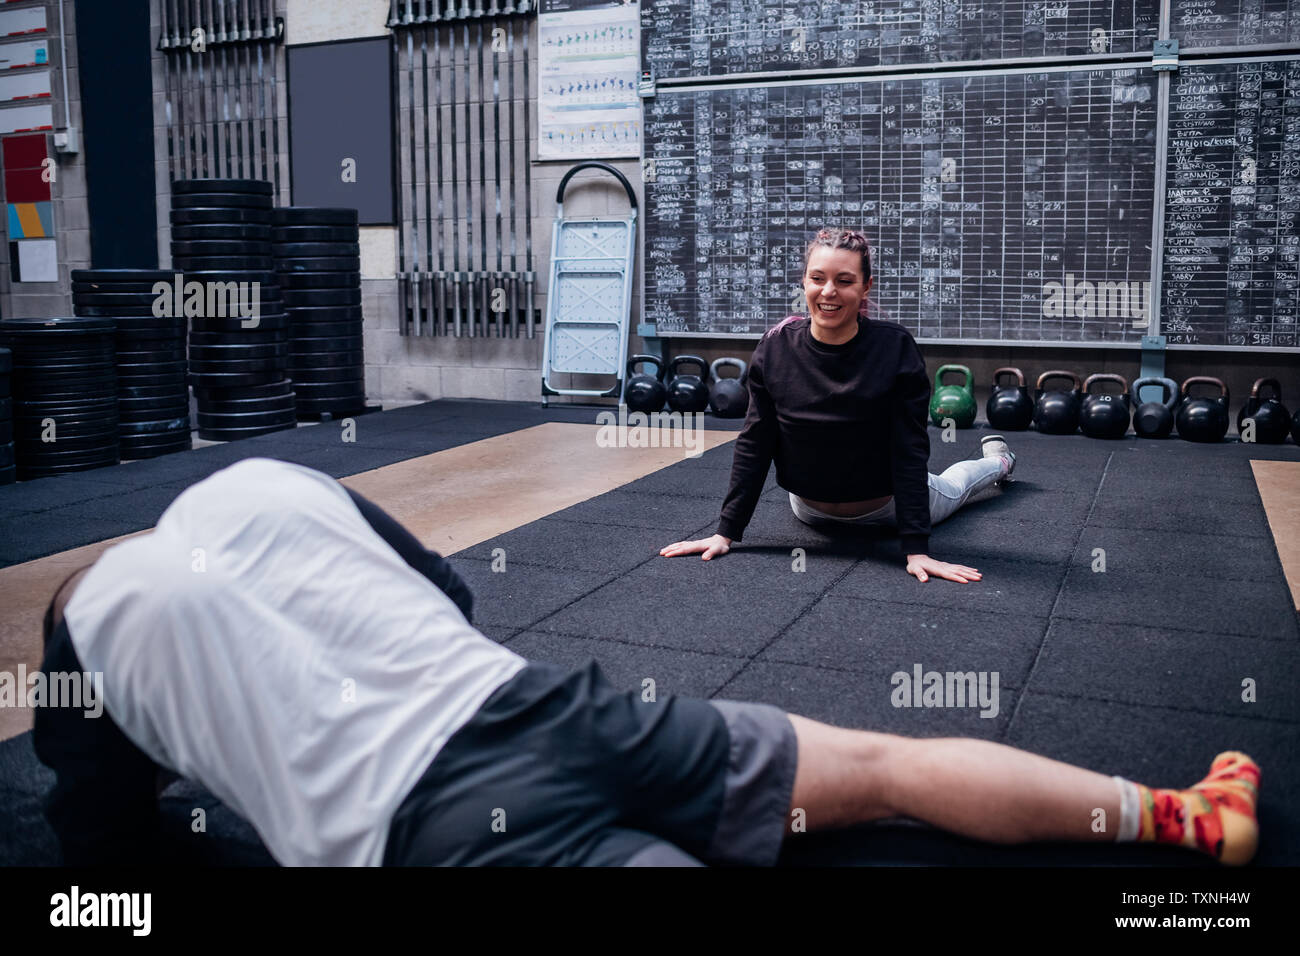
[637,0,1300,353]
[157,0,287,199]
[1146,0,1173,352]
[388,0,540,340]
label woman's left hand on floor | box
[905,554,982,584]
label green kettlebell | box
[929,364,977,428]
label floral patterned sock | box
[1123,752,1261,866]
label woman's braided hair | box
[804,228,875,318]
[804,227,873,286]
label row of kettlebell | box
[934,365,1299,443]
[624,354,750,417]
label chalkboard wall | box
[645,67,1158,341]
[1163,59,1299,347]
[1174,0,1300,52]
[639,1,1300,348]
[642,0,1159,78]
[642,1,1300,79]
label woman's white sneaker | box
[980,434,1016,482]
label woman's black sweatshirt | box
[716,315,933,555]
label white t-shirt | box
[64,458,525,866]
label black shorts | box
[383,661,798,866]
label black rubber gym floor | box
[2,398,1297,866]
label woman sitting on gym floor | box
[661,226,1015,583]
[36,459,1261,866]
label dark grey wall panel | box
[75,0,157,269]
[286,38,396,225]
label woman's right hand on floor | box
[905,553,982,583]
[660,533,732,560]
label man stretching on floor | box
[36,459,1260,866]
[663,227,1013,583]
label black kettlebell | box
[1130,376,1179,439]
[1175,376,1230,443]
[624,354,667,413]
[1033,370,1083,435]
[1237,378,1291,444]
[708,357,749,418]
[1079,373,1132,439]
[986,367,1034,431]
[666,355,710,414]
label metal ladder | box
[540,162,638,406]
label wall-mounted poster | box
[538,0,640,160]
[13,237,57,282]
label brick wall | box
[0,0,88,321]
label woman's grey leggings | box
[788,457,1004,530]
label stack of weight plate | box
[0,317,120,479]
[272,207,366,418]
[0,347,13,484]
[171,178,295,440]
[71,269,192,459]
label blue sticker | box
[35,48,48,65]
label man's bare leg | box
[786,715,1260,863]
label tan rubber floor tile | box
[1251,459,1300,610]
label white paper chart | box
[539,0,642,160]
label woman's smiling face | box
[804,246,872,338]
